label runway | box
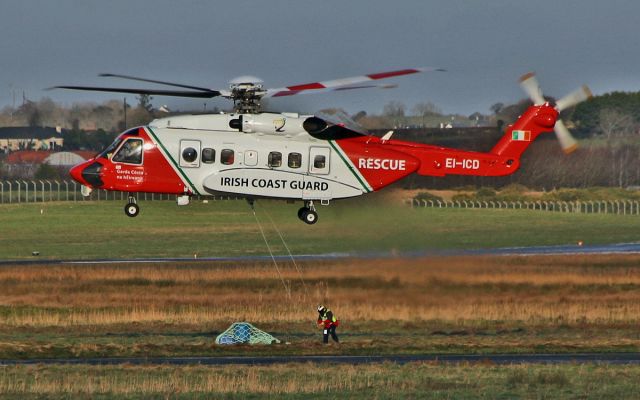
[2,242,640,265]
[1,353,640,366]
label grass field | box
[2,201,640,397]
[0,256,639,398]
[0,255,639,359]
[1,199,639,260]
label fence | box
[406,198,640,215]
[0,180,240,203]
[1,180,638,215]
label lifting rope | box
[249,200,291,300]
[248,200,318,337]
[262,206,310,300]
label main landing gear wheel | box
[298,201,318,225]
[125,203,139,217]
[302,209,318,225]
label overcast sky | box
[1,0,639,116]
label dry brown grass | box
[0,363,400,395]
[1,254,640,327]
[1,363,640,398]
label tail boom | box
[384,142,520,177]
[382,104,559,178]
[333,104,561,191]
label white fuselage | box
[147,112,368,200]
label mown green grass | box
[1,363,639,399]
[1,199,639,260]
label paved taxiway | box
[2,242,640,266]
[1,353,640,366]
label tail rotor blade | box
[554,119,578,154]
[519,72,545,105]
[555,85,593,112]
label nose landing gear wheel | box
[125,203,139,217]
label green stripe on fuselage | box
[145,126,201,195]
[328,140,371,193]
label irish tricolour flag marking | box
[512,130,531,141]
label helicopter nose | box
[69,163,86,184]
[69,161,104,187]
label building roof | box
[5,151,51,164]
[0,127,64,139]
[44,152,89,166]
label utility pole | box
[123,97,127,129]
[8,84,15,122]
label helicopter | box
[58,69,591,224]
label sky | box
[1,0,639,116]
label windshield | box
[97,127,140,160]
[98,138,123,160]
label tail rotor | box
[519,73,592,154]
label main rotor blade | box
[50,85,221,98]
[555,85,593,112]
[554,119,578,154]
[519,72,545,105]
[267,83,398,98]
[99,73,217,93]
[266,67,444,97]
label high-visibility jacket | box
[318,309,338,328]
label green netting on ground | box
[215,322,281,345]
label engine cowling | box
[230,113,305,135]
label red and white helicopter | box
[58,69,591,224]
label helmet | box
[317,305,325,312]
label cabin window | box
[268,151,282,168]
[288,152,302,168]
[112,138,143,164]
[221,149,234,165]
[313,155,326,169]
[182,147,198,163]
[202,148,215,163]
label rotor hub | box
[229,82,266,113]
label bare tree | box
[412,101,442,117]
[137,94,154,113]
[383,101,406,128]
[598,108,636,138]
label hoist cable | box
[260,205,319,335]
[249,202,291,299]
[262,205,310,300]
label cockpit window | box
[112,138,143,164]
[99,138,123,160]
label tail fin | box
[490,104,559,158]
